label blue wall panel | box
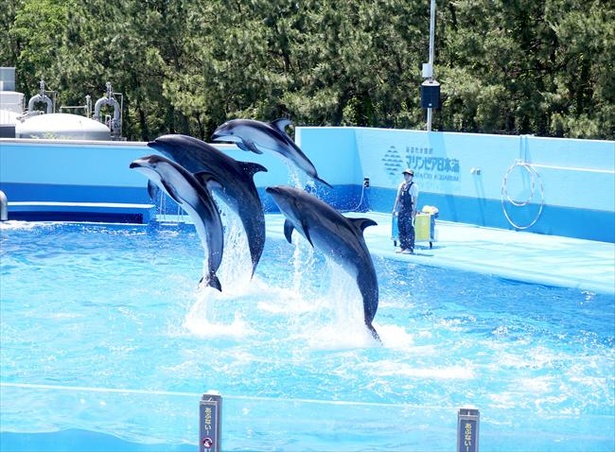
[1,129,613,242]
[297,129,615,242]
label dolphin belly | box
[147,135,267,276]
[212,119,332,188]
[130,155,224,291]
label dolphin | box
[211,118,332,188]
[129,154,224,291]
[146,134,268,277]
[265,185,380,341]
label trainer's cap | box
[402,168,414,176]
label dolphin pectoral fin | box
[194,171,223,190]
[236,141,251,152]
[146,180,159,201]
[239,140,263,154]
[161,180,183,205]
[239,161,269,177]
[301,220,315,247]
[349,217,378,234]
[283,219,295,244]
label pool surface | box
[1,217,614,451]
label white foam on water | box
[368,359,475,380]
[183,286,254,339]
[376,323,416,348]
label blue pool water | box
[0,220,613,451]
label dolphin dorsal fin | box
[239,161,268,177]
[271,118,295,145]
[194,171,223,190]
[271,118,293,133]
[349,217,378,234]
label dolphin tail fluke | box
[199,274,222,292]
[366,321,382,343]
[209,274,222,292]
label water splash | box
[214,201,252,291]
[183,286,254,339]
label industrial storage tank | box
[15,112,112,140]
[0,107,21,138]
[0,71,24,137]
[1,68,121,141]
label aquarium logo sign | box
[382,144,461,190]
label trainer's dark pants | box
[398,210,415,251]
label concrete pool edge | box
[265,212,615,296]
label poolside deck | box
[265,212,615,296]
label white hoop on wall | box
[501,161,544,230]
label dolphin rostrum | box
[265,185,380,341]
[146,134,268,276]
[211,118,332,188]
[129,154,224,291]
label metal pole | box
[427,107,433,132]
[0,190,8,221]
[427,0,436,131]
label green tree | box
[3,0,613,140]
[9,0,70,99]
[0,0,22,67]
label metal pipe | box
[86,94,92,118]
[93,82,121,135]
[27,80,53,114]
[0,190,8,221]
[59,95,93,117]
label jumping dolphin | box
[129,154,224,291]
[211,118,332,188]
[265,185,380,341]
[146,134,267,276]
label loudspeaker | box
[421,80,441,109]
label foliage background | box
[1,0,613,141]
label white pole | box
[427,0,436,132]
